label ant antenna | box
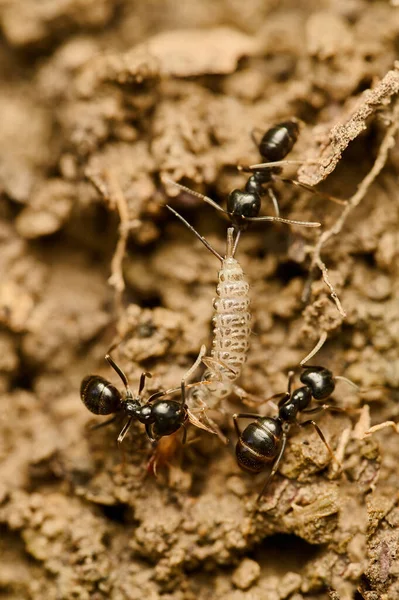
[300,331,328,366]
[165,179,228,216]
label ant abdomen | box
[259,120,300,162]
[300,368,335,400]
[80,375,122,415]
[236,418,283,473]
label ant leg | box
[267,187,280,218]
[334,376,360,391]
[301,403,357,416]
[275,176,348,206]
[146,391,165,403]
[250,126,263,148]
[287,371,295,395]
[233,413,262,437]
[166,205,223,262]
[181,423,188,445]
[90,415,118,431]
[145,424,158,443]
[277,393,291,408]
[138,371,152,395]
[300,332,328,366]
[117,417,133,444]
[243,214,320,228]
[233,385,264,406]
[256,433,287,504]
[297,419,341,467]
[105,354,133,397]
[246,159,314,170]
[302,404,333,415]
[275,373,294,408]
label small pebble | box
[232,558,261,590]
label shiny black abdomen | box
[259,121,299,162]
[236,418,282,473]
[80,375,122,415]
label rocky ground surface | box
[1,1,399,599]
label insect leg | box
[267,187,280,217]
[90,415,119,431]
[105,354,133,398]
[117,417,133,444]
[256,432,288,504]
[181,423,188,445]
[275,176,348,206]
[233,413,262,437]
[138,371,152,395]
[243,214,320,228]
[297,419,341,468]
[145,423,157,443]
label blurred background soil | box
[1,1,399,599]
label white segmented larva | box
[201,227,251,401]
[166,205,251,408]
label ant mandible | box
[80,346,216,446]
[233,333,357,504]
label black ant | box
[165,118,348,241]
[233,333,358,504]
[80,348,216,447]
[238,119,346,217]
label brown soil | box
[1,2,399,599]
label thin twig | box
[305,102,399,315]
[86,168,131,310]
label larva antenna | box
[166,205,223,262]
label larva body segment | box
[203,256,251,399]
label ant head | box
[227,189,261,220]
[300,368,335,400]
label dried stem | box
[304,102,399,315]
[86,168,131,310]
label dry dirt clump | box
[1,2,399,599]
